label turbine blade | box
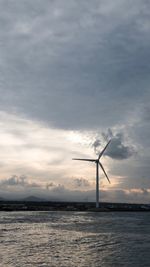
[72,158,96,162]
[99,162,111,184]
[98,140,111,160]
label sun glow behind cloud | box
[0,111,119,195]
[0,112,92,179]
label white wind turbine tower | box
[72,140,111,208]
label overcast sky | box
[0,0,150,203]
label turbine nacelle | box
[72,140,111,184]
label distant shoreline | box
[0,200,150,212]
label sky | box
[0,0,150,203]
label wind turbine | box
[72,140,111,208]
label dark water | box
[0,211,150,267]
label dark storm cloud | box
[1,0,150,129]
[105,133,135,160]
[92,129,135,160]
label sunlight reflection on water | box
[0,211,150,266]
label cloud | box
[92,129,135,160]
[98,188,150,204]
[51,184,66,193]
[46,182,55,190]
[92,139,101,154]
[106,134,135,160]
[141,188,149,195]
[103,129,135,160]
[0,175,26,186]
[0,0,150,130]
[73,178,90,188]
[1,181,150,204]
[0,175,41,188]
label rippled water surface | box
[0,211,150,266]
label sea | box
[0,211,150,267]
